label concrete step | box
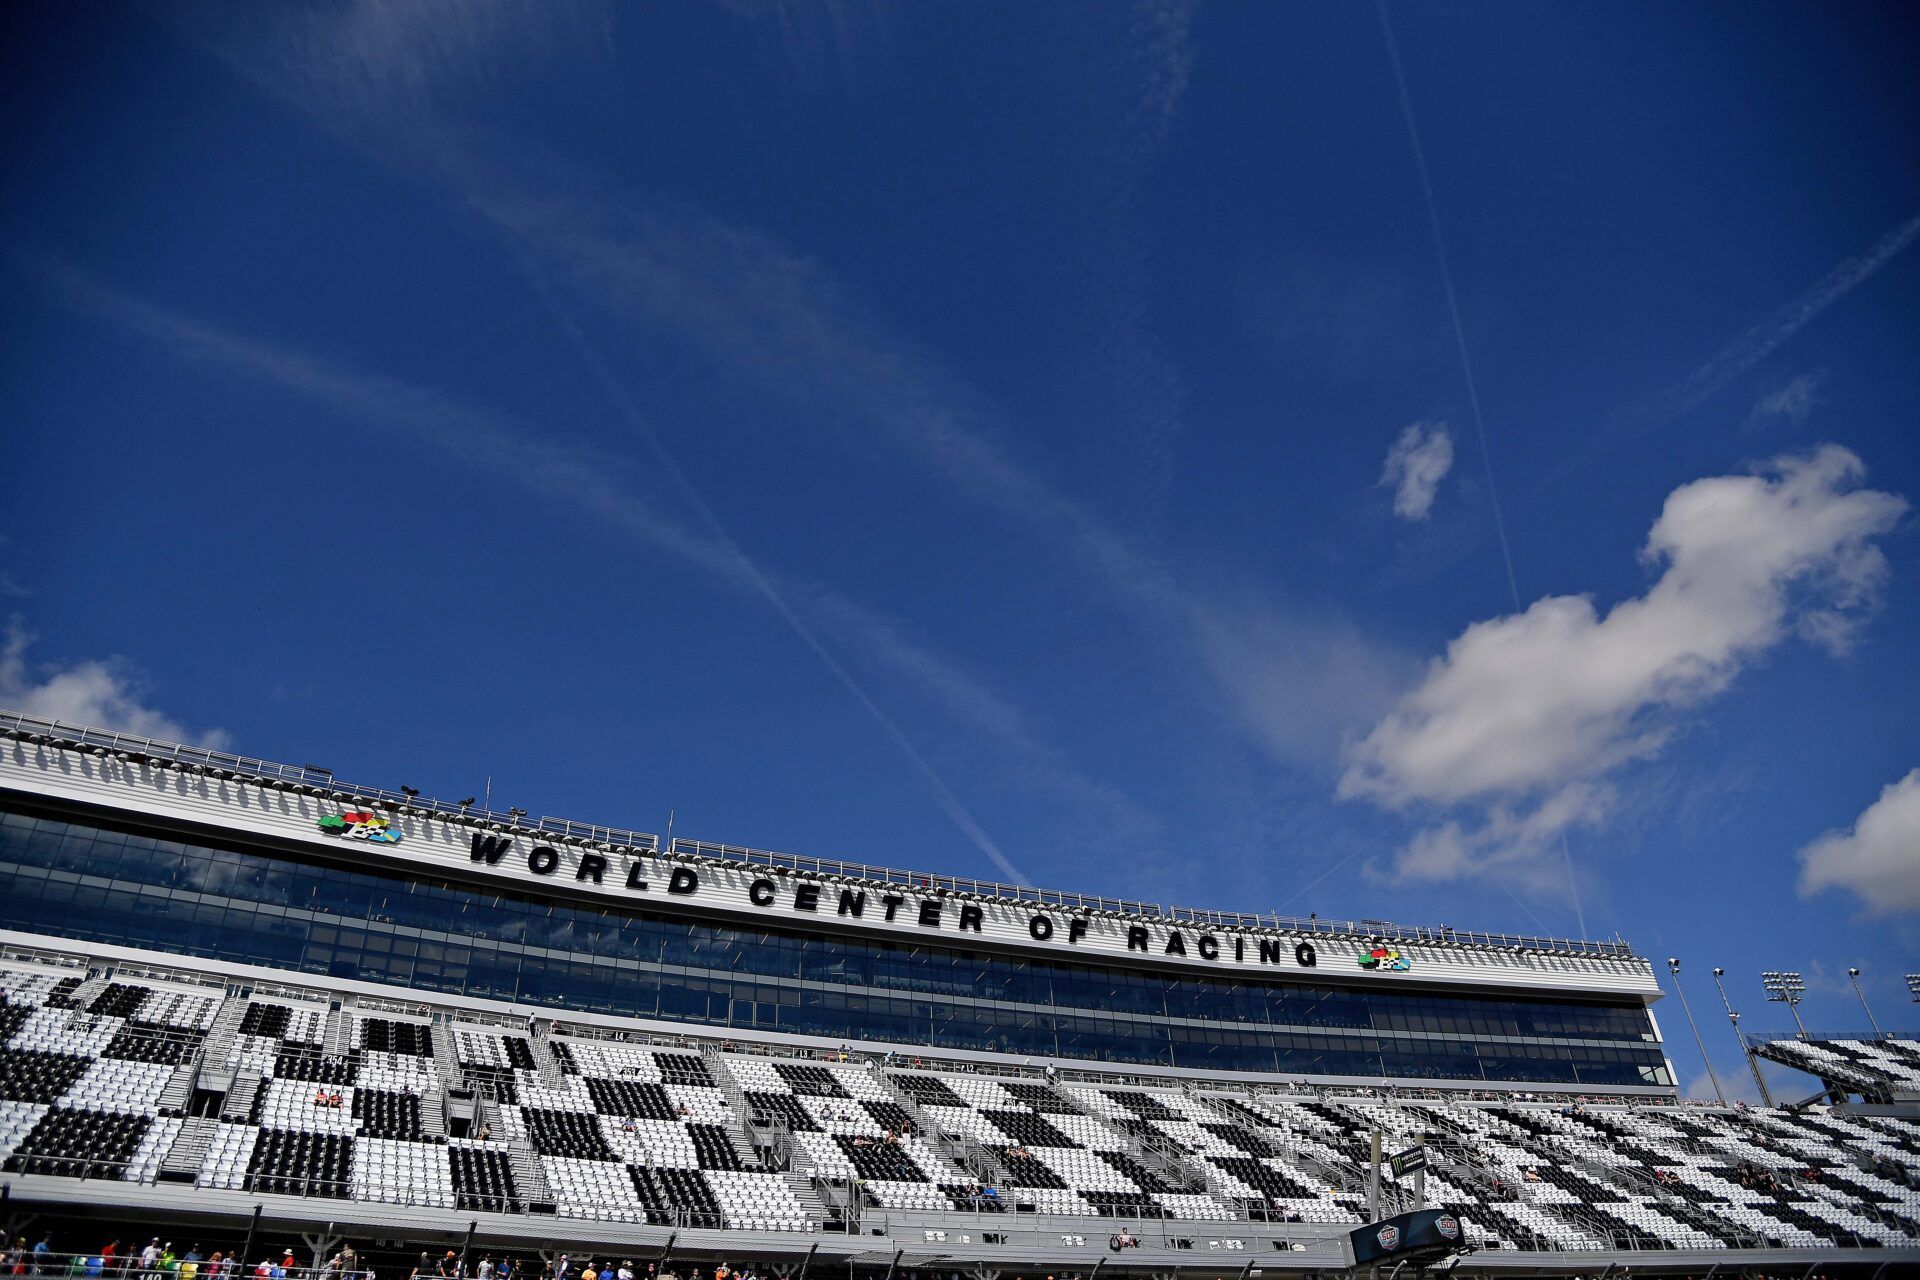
[157,1057,200,1116]
[323,1006,354,1056]
[508,1146,553,1211]
[158,1115,218,1183]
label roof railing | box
[1747,1029,1919,1047]
[0,709,658,852]
[2,708,1639,960]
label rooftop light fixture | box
[1762,971,1809,1038]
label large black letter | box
[1028,915,1055,941]
[793,884,820,913]
[527,846,559,876]
[881,894,905,922]
[1067,917,1088,946]
[837,890,866,918]
[918,900,942,928]
[470,834,511,865]
[1295,942,1318,968]
[749,878,776,906]
[1258,939,1283,965]
[958,904,984,933]
[668,867,699,896]
[1127,925,1150,952]
[575,853,607,885]
[1197,934,1219,960]
[625,863,648,891]
[1164,931,1187,956]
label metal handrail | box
[0,712,656,853]
[2,709,1642,961]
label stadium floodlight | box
[1712,967,1775,1106]
[1907,974,1920,1002]
[1846,967,1884,1038]
[1762,971,1810,1038]
[1665,958,1724,1104]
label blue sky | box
[2,1,1917,1098]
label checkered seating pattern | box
[1756,1036,1920,1102]
[505,1038,811,1231]
[724,1055,971,1213]
[1170,1092,1377,1227]
[0,968,207,1182]
[888,1071,1219,1218]
[225,999,327,1076]
[0,956,1913,1252]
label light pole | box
[1906,974,1920,1003]
[1763,971,1810,1038]
[1713,967,1774,1107]
[1666,959,1724,1104]
[1847,968,1883,1038]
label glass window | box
[0,804,1661,1086]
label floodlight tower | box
[1762,971,1809,1038]
[1713,967,1774,1107]
[1666,959,1723,1104]
[1907,974,1920,1003]
[1846,968,1883,1038]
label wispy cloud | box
[168,0,1406,880]
[1540,214,1920,490]
[1747,371,1823,429]
[1380,422,1454,520]
[1,617,229,749]
[1343,447,1907,887]
[22,255,1101,884]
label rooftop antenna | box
[484,775,492,812]
[666,808,676,847]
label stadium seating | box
[498,1036,814,1231]
[0,954,1913,1261]
[724,1054,971,1213]
[883,1068,1234,1219]
[1756,1035,1920,1102]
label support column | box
[300,1229,341,1276]
[239,1205,263,1268]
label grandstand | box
[0,710,1915,1277]
[1754,1032,1920,1106]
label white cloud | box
[0,619,229,749]
[1379,422,1454,520]
[1341,446,1907,882]
[1748,372,1822,427]
[1798,768,1920,913]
